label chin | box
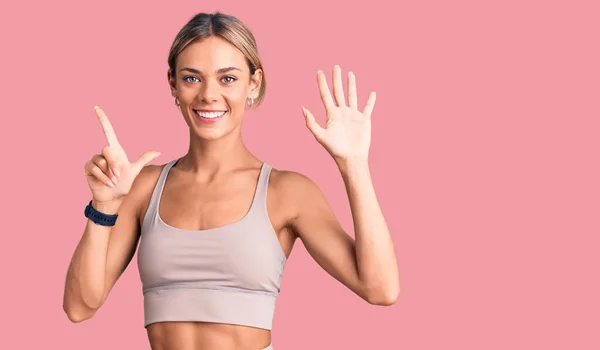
[192,127,230,141]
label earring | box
[246,98,254,107]
[175,96,180,106]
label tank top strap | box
[249,162,272,211]
[143,158,179,228]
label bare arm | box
[288,165,400,305]
[294,66,400,305]
[62,169,150,322]
[63,106,161,322]
[337,160,399,304]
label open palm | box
[303,65,376,163]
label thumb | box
[302,106,324,140]
[133,151,161,172]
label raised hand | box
[302,65,376,164]
[84,106,161,204]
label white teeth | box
[195,110,226,119]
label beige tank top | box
[137,158,287,330]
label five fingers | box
[316,65,375,114]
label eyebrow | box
[179,67,241,75]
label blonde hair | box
[168,12,266,107]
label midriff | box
[147,322,271,350]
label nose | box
[199,78,219,103]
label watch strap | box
[84,200,118,226]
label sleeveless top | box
[137,158,287,330]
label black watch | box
[84,200,118,226]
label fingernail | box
[317,70,322,74]
[301,106,306,117]
[113,167,121,177]
[107,180,115,188]
[112,176,118,185]
[94,106,99,110]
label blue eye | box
[183,76,199,83]
[182,75,236,84]
[222,76,236,83]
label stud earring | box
[246,98,254,107]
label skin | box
[63,36,400,350]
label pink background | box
[1,0,599,349]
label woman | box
[63,12,400,350]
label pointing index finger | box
[94,106,120,147]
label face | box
[168,36,262,140]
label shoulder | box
[131,162,166,194]
[266,166,338,236]
[268,166,325,210]
[125,161,169,218]
[270,167,318,193]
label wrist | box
[91,199,122,215]
[335,156,370,174]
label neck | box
[178,128,256,175]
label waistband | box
[143,286,277,330]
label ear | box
[167,69,177,97]
[248,68,263,99]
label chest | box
[159,177,259,231]
[137,165,297,260]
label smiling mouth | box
[194,110,227,119]
[192,109,228,124]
